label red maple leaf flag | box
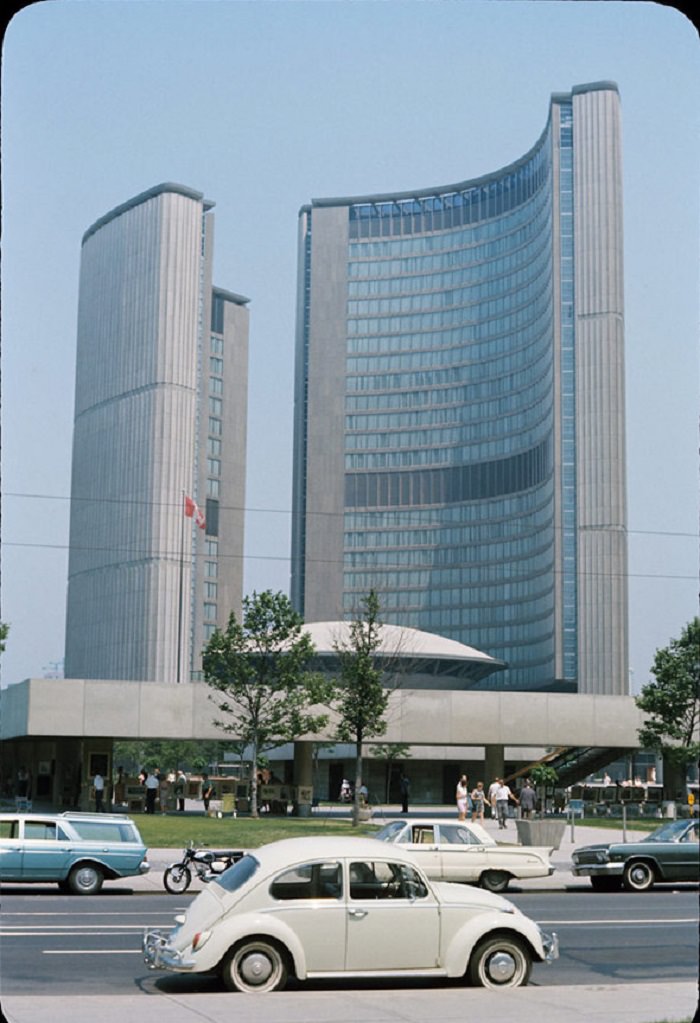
[184,494,206,530]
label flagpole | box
[177,490,185,684]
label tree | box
[0,622,8,654]
[636,618,700,791]
[368,742,412,803]
[529,764,559,817]
[332,590,393,826]
[202,590,331,817]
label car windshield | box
[644,820,697,843]
[214,853,260,892]
[373,821,406,843]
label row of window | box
[347,243,551,312]
[347,229,550,295]
[344,399,552,452]
[347,267,551,319]
[346,301,552,359]
[347,155,550,242]
[347,283,552,342]
[344,489,553,533]
[345,344,554,407]
[200,331,225,634]
[347,200,551,279]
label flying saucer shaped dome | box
[303,622,505,689]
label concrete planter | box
[358,805,372,822]
[515,818,566,850]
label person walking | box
[174,770,187,812]
[399,772,410,813]
[487,777,500,819]
[519,779,537,818]
[201,773,214,815]
[93,772,105,812]
[471,781,486,821]
[456,774,469,820]
[495,778,519,829]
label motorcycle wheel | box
[164,865,192,894]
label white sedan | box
[374,818,554,892]
[143,835,558,991]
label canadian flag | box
[184,495,206,530]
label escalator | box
[506,747,628,789]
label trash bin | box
[661,800,676,819]
[221,793,235,814]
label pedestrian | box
[471,781,486,821]
[144,769,159,814]
[456,774,469,820]
[159,771,170,814]
[174,770,187,812]
[399,771,410,813]
[114,766,126,807]
[93,771,105,812]
[201,773,214,815]
[495,778,519,829]
[519,779,537,819]
[487,777,500,819]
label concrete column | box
[484,744,505,786]
[293,740,314,817]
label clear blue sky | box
[1,1,698,692]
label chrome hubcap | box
[240,951,273,986]
[487,951,517,982]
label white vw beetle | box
[144,836,558,992]
[374,818,554,892]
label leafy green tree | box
[113,739,224,776]
[0,622,8,654]
[368,742,412,803]
[332,590,394,826]
[529,763,559,817]
[202,590,331,817]
[636,618,700,793]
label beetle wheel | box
[480,870,510,893]
[163,865,192,894]
[222,939,289,993]
[68,864,103,895]
[623,860,655,892]
[468,934,532,988]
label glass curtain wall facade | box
[65,184,248,683]
[292,83,628,694]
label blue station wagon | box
[0,812,150,894]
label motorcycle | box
[163,845,244,894]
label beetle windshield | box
[214,853,260,892]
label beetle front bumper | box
[143,928,195,971]
[539,927,559,963]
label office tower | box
[65,183,248,682]
[292,83,627,693]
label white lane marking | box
[1,924,152,932]
[536,918,698,925]
[43,950,142,955]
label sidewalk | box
[3,982,697,1023]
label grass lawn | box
[578,817,662,832]
[130,813,378,848]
